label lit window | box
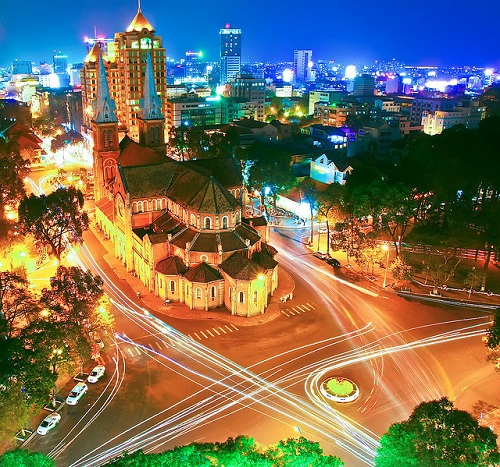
[196,287,202,299]
[239,291,244,303]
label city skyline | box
[1,0,499,69]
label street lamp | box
[381,244,389,288]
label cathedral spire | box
[140,51,164,120]
[93,52,118,123]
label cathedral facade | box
[90,10,278,317]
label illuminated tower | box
[293,49,313,83]
[220,25,241,85]
[91,53,120,201]
[111,7,167,141]
[138,51,165,153]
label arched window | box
[211,286,216,299]
[235,212,239,224]
[200,254,208,262]
[196,287,202,299]
[153,199,158,211]
[222,216,228,229]
[204,217,211,230]
[109,130,114,147]
[229,288,232,300]
[170,280,175,293]
[239,291,244,303]
[103,130,109,148]
[253,291,258,303]
[137,201,143,213]
[190,214,196,226]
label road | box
[22,175,500,466]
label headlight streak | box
[64,233,492,467]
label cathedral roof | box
[118,136,167,167]
[219,253,265,281]
[140,52,163,120]
[156,256,188,276]
[251,251,278,270]
[183,262,222,283]
[181,158,243,188]
[183,176,239,213]
[93,53,118,124]
[126,9,154,32]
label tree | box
[168,125,189,160]
[464,267,485,298]
[389,256,413,290]
[297,177,319,246]
[0,271,40,338]
[420,247,462,295]
[316,183,345,256]
[0,449,55,467]
[375,397,500,467]
[245,142,295,215]
[0,138,30,220]
[18,187,89,264]
[486,308,500,372]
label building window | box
[200,254,208,262]
[253,291,258,303]
[239,291,244,303]
[229,288,232,300]
[222,216,228,229]
[103,130,109,148]
[196,287,202,299]
[190,213,196,226]
[170,280,175,293]
[204,217,212,229]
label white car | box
[66,382,88,405]
[37,412,61,435]
[87,365,105,383]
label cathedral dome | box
[126,9,154,32]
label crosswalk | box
[120,324,241,357]
[280,301,317,318]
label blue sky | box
[1,0,499,68]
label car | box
[66,382,88,405]
[313,251,327,260]
[87,365,105,384]
[37,412,61,435]
[318,227,328,234]
[326,257,341,267]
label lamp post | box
[382,244,389,288]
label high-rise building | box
[12,60,32,75]
[184,51,205,82]
[220,25,241,85]
[80,7,167,141]
[53,53,67,74]
[353,74,375,97]
[228,73,265,121]
[293,49,313,82]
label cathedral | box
[89,9,279,317]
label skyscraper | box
[220,25,241,85]
[293,49,313,83]
[184,51,205,82]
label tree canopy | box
[18,186,89,263]
[375,397,500,467]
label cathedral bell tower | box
[138,50,166,154]
[91,50,120,201]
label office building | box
[228,73,265,121]
[410,97,457,126]
[184,51,205,82]
[220,25,241,84]
[293,50,313,83]
[12,60,32,75]
[353,74,375,97]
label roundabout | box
[320,377,360,403]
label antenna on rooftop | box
[138,0,141,11]
[94,26,97,39]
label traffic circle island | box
[321,377,360,403]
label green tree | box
[266,437,343,467]
[168,125,189,161]
[245,142,295,215]
[18,187,89,264]
[464,267,485,298]
[486,308,500,372]
[0,138,30,221]
[0,449,55,467]
[389,256,413,290]
[375,397,500,467]
[316,183,345,256]
[0,271,40,338]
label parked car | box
[313,251,328,260]
[37,413,61,435]
[318,227,328,234]
[66,382,88,405]
[87,365,105,384]
[326,257,341,267]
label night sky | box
[1,0,499,68]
